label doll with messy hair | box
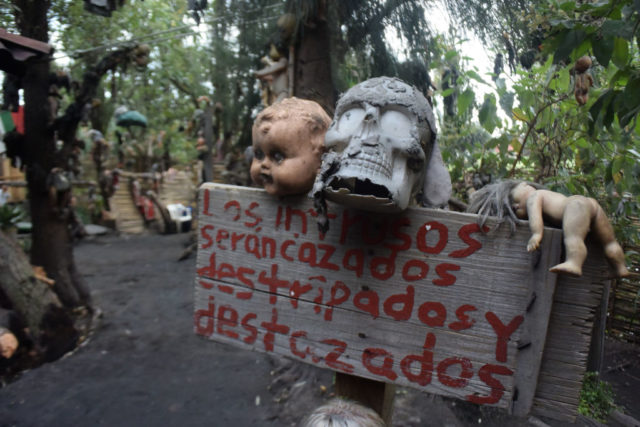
[300,398,385,427]
[468,180,629,278]
[251,97,331,197]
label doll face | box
[511,182,535,219]
[251,119,321,196]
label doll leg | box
[549,196,590,276]
[591,202,630,278]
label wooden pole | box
[201,105,214,183]
[335,373,395,425]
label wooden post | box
[335,373,395,425]
[201,105,214,183]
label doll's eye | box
[254,148,264,160]
[272,151,285,164]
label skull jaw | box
[323,171,412,213]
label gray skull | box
[315,77,451,212]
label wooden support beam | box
[335,373,395,425]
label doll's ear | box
[421,141,451,208]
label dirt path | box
[0,233,638,426]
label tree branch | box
[508,94,569,177]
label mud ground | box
[0,233,638,426]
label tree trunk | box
[17,4,92,310]
[0,231,78,360]
[293,7,336,114]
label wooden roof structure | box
[0,28,52,76]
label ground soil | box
[0,233,638,426]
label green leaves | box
[553,29,587,64]
[457,88,475,115]
[478,94,500,134]
[592,35,614,67]
[612,37,629,68]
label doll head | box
[251,97,330,196]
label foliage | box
[434,0,639,254]
[0,203,23,231]
[578,372,615,422]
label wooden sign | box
[194,183,566,415]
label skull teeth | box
[347,153,392,179]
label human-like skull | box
[313,77,451,213]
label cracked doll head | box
[251,97,331,197]
[317,76,451,212]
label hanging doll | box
[468,180,629,278]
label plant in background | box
[0,204,24,232]
[578,372,616,422]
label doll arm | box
[525,191,545,251]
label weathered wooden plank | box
[512,219,562,417]
[195,184,566,413]
[532,239,609,422]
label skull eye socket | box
[337,107,366,135]
[407,157,424,172]
[380,109,413,138]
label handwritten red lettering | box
[486,312,524,363]
[244,202,262,228]
[354,290,380,319]
[218,263,235,281]
[449,223,488,258]
[298,242,317,266]
[342,249,364,277]
[362,348,397,381]
[200,225,214,249]
[261,237,276,259]
[235,267,255,300]
[216,229,229,250]
[437,357,473,388]
[313,287,324,314]
[217,305,239,339]
[433,263,460,286]
[244,234,261,259]
[230,232,245,250]
[401,333,435,386]
[197,252,217,279]
[383,285,414,321]
[467,364,513,404]
[198,280,213,290]
[418,301,446,327]
[285,206,307,235]
[321,339,354,373]
[258,265,290,304]
[339,210,361,244]
[290,331,309,359]
[289,280,313,309]
[203,189,213,216]
[317,244,340,271]
[217,284,234,294]
[280,240,295,261]
[386,217,412,251]
[370,251,396,281]
[224,200,241,221]
[448,305,477,331]
[402,259,429,281]
[241,312,258,344]
[324,281,350,321]
[417,221,448,254]
[261,308,290,352]
[194,296,215,335]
